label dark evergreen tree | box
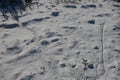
[0,0,32,20]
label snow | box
[0,0,120,80]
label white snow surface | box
[0,0,120,80]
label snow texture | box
[0,0,120,80]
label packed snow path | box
[0,0,120,80]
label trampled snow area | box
[0,0,120,80]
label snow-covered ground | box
[0,0,120,80]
